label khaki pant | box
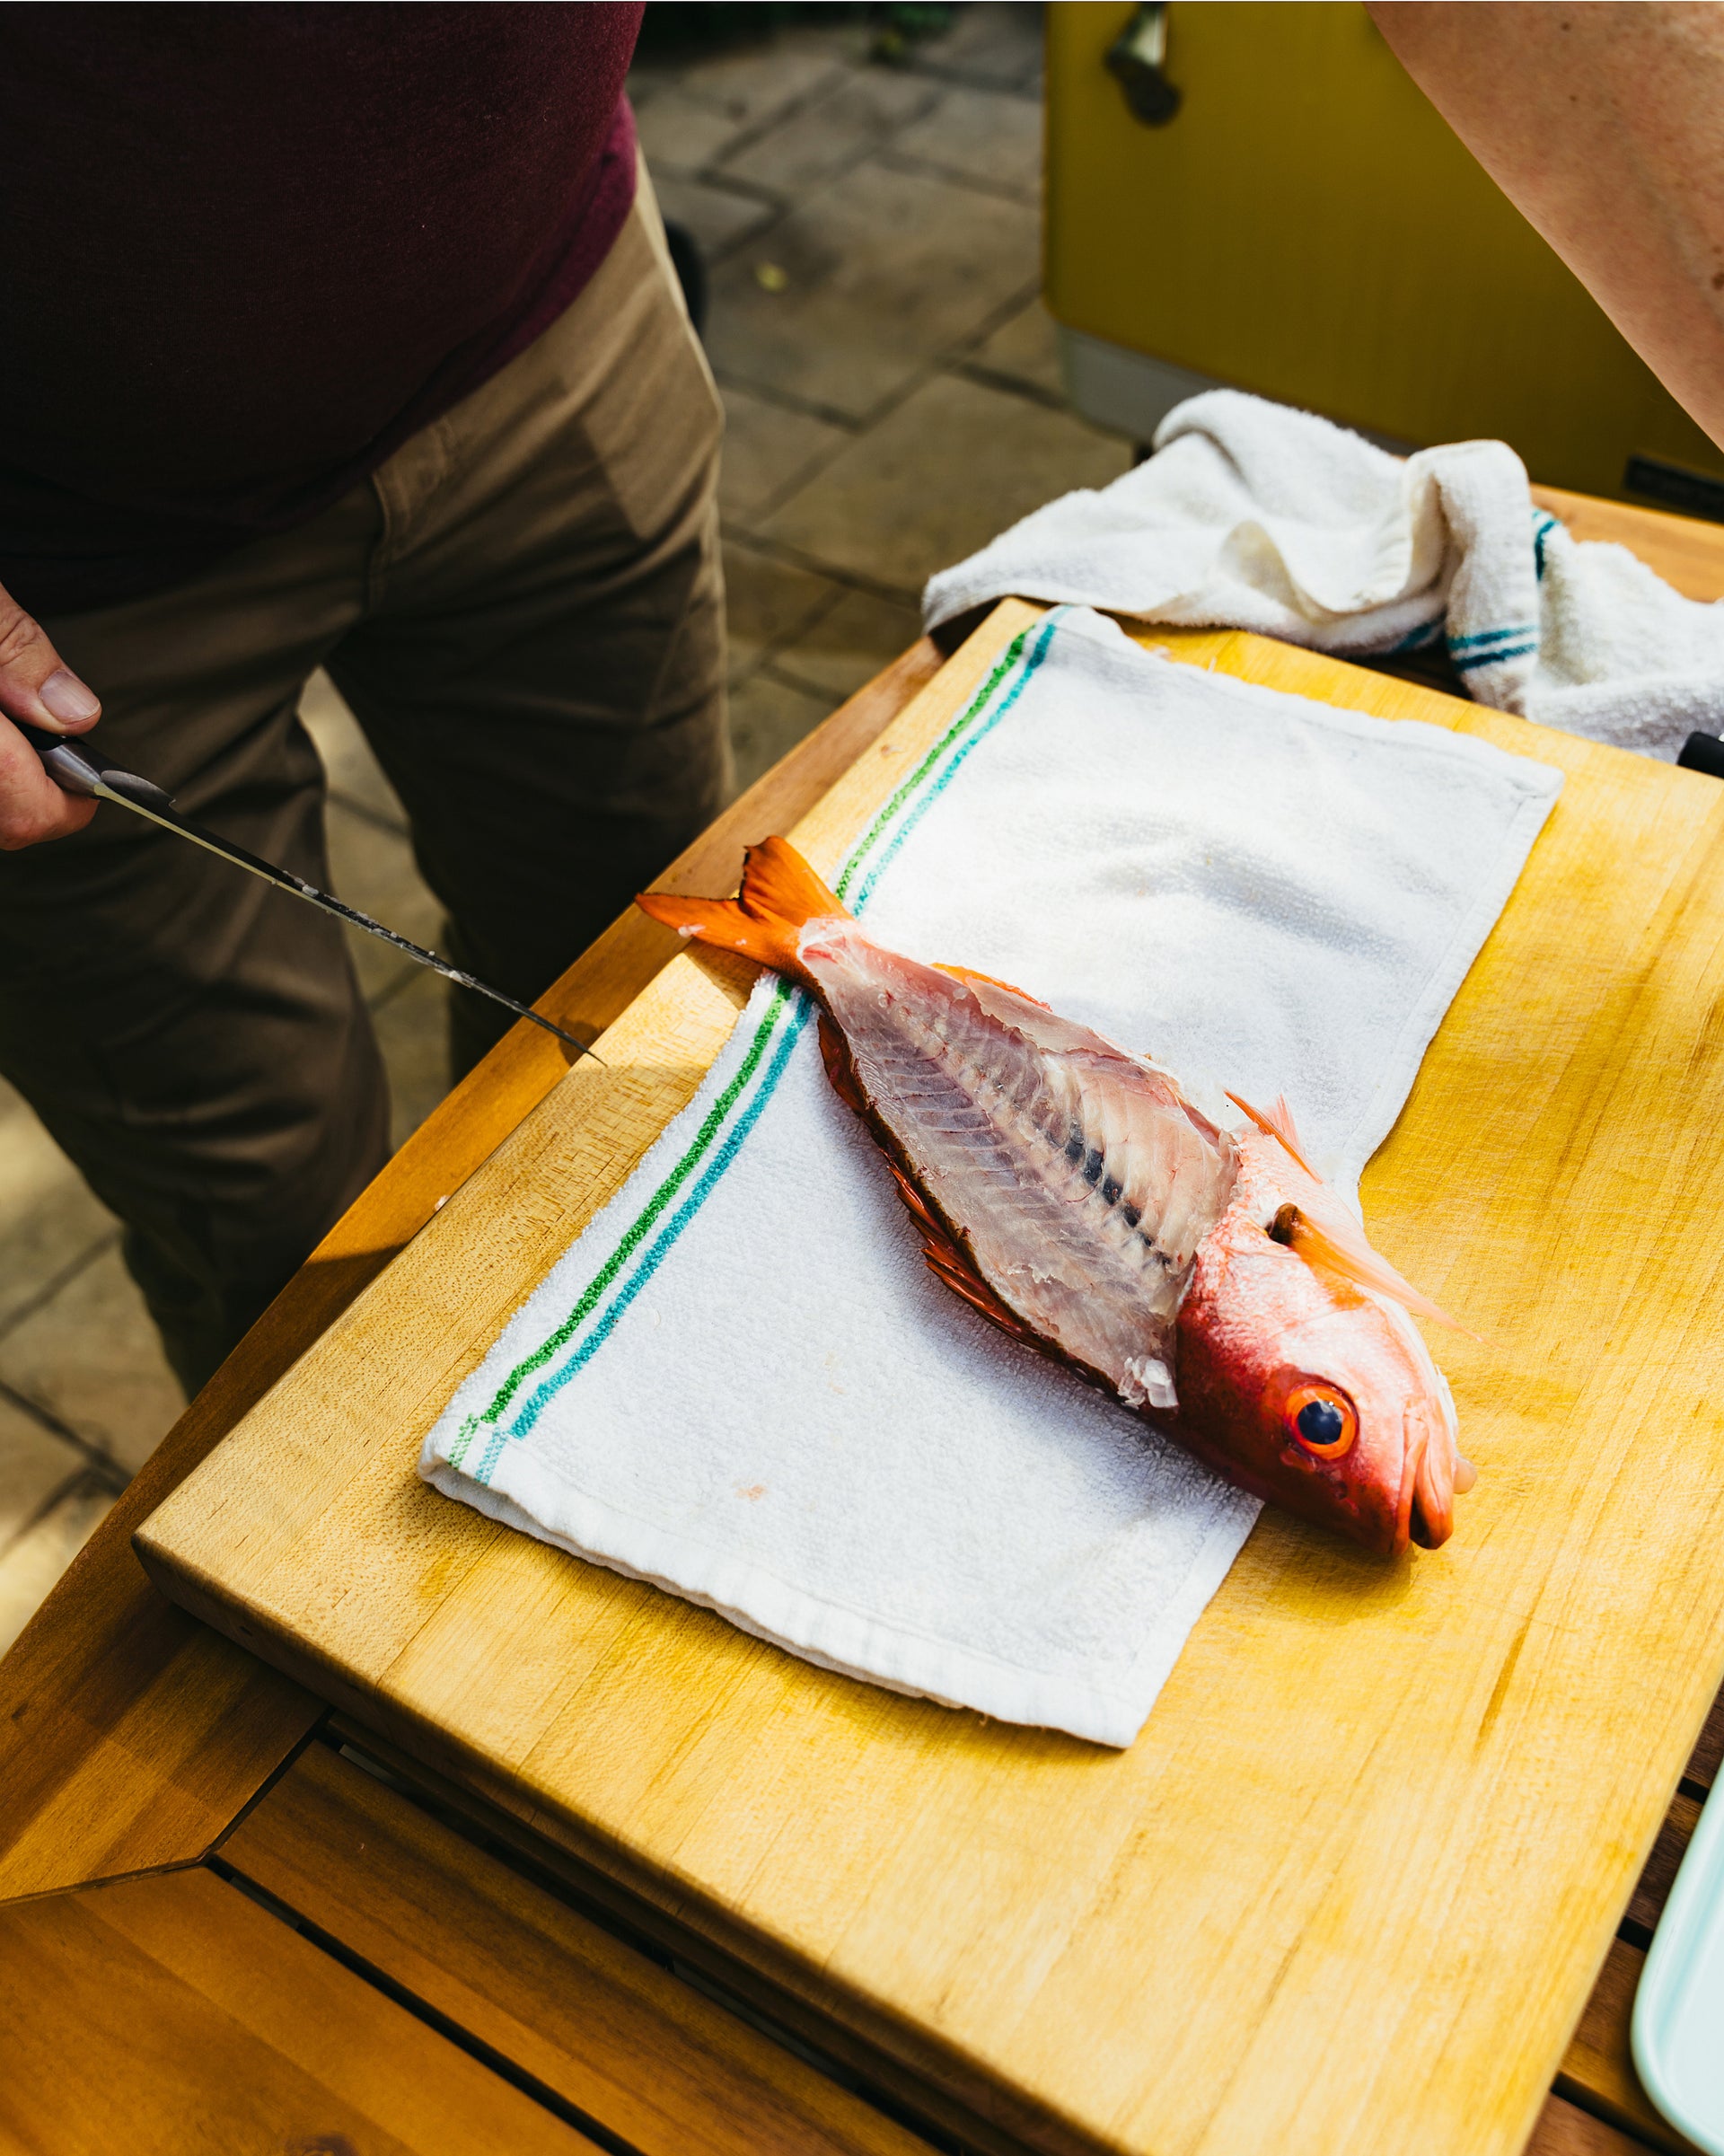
[0,174,727,1395]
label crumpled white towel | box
[421,607,1561,1748]
[924,388,1724,762]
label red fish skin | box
[1170,1131,1453,1558]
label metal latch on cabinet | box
[1106,3,1181,127]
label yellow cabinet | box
[1046,1,1724,508]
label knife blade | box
[15,716,602,1062]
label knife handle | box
[11,714,108,796]
[10,714,176,813]
[1678,731,1724,781]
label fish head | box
[1174,1208,1465,1558]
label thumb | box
[0,583,101,734]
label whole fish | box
[638,839,1474,1556]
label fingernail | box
[39,669,100,726]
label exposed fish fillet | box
[803,924,1237,1399]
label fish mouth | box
[1405,1404,1456,1550]
[1409,1485,1446,1550]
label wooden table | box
[0,486,1720,2156]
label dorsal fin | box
[1227,1090,1320,1181]
[935,964,1050,1009]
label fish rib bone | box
[811,941,1235,1395]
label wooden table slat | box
[1678,1687,1724,1792]
[0,1864,594,2152]
[1529,2093,1666,2156]
[1625,1793,1705,1937]
[220,1738,928,2156]
[1555,1937,1704,2156]
[312,1712,1025,2156]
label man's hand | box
[0,579,102,849]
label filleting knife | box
[17,716,600,1060]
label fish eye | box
[1284,1382,1358,1459]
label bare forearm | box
[1369,2,1724,453]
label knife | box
[16,716,601,1061]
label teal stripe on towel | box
[1447,622,1538,654]
[1533,509,1560,581]
[1453,640,1537,673]
[489,997,814,1459]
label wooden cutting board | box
[137,601,1724,2156]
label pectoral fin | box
[1271,1202,1475,1338]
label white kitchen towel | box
[421,607,1561,1748]
[924,388,1724,762]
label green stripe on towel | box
[453,611,1063,1483]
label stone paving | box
[0,3,1130,1649]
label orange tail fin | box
[636,837,849,980]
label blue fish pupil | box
[1297,1398,1346,1448]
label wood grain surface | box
[0,639,941,1905]
[0,1863,596,2153]
[220,1738,925,2156]
[136,600,1724,2156]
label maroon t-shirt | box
[0,3,643,614]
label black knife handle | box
[10,714,108,796]
[10,713,175,813]
[1678,731,1724,780]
